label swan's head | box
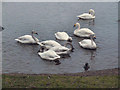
[32,30,38,35]
[89,9,95,16]
[37,46,47,53]
[67,37,72,42]
[90,34,96,39]
[73,23,80,27]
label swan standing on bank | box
[55,32,72,42]
[37,40,61,49]
[15,31,39,44]
[38,49,60,61]
[79,35,97,49]
[77,9,95,20]
[49,42,74,55]
[73,22,95,38]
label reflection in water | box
[54,60,61,65]
[90,50,96,60]
[89,50,96,71]
[78,19,95,26]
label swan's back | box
[40,40,61,47]
[50,46,69,52]
[55,32,69,40]
[79,39,96,49]
[38,50,60,60]
[15,35,39,44]
[74,28,95,38]
[77,13,95,19]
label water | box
[2,2,118,74]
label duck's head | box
[85,63,89,66]
[84,63,90,71]
[32,30,38,35]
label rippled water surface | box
[2,2,118,74]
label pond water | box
[2,2,118,74]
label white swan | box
[15,30,39,44]
[73,22,95,38]
[37,40,61,49]
[38,50,60,61]
[55,32,72,42]
[49,43,74,55]
[77,9,95,20]
[79,35,97,49]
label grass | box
[2,74,119,88]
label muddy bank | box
[3,68,119,76]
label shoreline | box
[3,68,119,76]
[3,68,119,88]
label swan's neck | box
[90,37,94,45]
[77,23,80,29]
[64,42,74,51]
[90,11,95,16]
[32,33,37,42]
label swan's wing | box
[74,28,95,37]
[15,35,39,44]
[55,32,69,40]
[77,13,94,19]
[50,46,69,52]
[79,39,96,49]
[40,40,61,47]
[50,46,70,55]
[80,28,95,34]
[77,13,91,17]
[17,35,32,40]
[38,50,60,60]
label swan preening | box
[38,42,74,55]
[77,9,95,20]
[38,42,74,60]
[55,32,72,42]
[79,34,97,49]
[73,22,95,38]
[15,30,39,44]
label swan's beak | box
[36,33,38,35]
[73,24,76,27]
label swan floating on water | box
[49,42,74,55]
[15,30,39,44]
[38,49,60,61]
[55,32,72,42]
[73,22,95,38]
[79,35,97,50]
[77,9,95,20]
[37,40,61,49]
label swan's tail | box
[15,39,20,42]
